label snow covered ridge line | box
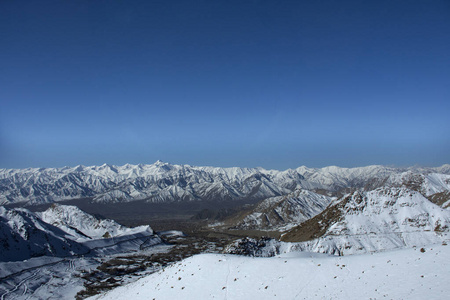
[37,204,153,241]
[0,206,90,262]
[1,161,449,205]
[229,189,334,231]
[276,187,450,255]
[0,204,156,262]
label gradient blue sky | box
[1,0,449,170]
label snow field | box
[90,243,450,300]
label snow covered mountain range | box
[2,162,450,299]
[2,161,449,259]
[0,204,155,262]
[1,161,449,205]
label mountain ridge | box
[1,162,449,205]
[0,204,156,262]
[280,187,450,255]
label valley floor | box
[90,243,450,300]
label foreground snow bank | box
[90,243,450,300]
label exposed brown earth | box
[280,196,349,242]
[429,191,450,209]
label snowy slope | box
[281,187,450,255]
[0,206,89,262]
[294,164,395,191]
[90,244,450,300]
[37,204,152,242]
[0,205,158,262]
[231,189,333,231]
[1,162,448,205]
[385,171,450,208]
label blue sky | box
[1,0,449,170]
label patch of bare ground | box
[402,174,425,193]
[203,227,283,239]
[280,196,350,242]
[429,191,450,208]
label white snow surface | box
[90,243,450,300]
[386,171,450,196]
[157,230,186,237]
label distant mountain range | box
[1,161,449,205]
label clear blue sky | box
[1,0,449,170]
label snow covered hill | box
[281,187,450,255]
[37,204,153,242]
[229,189,333,231]
[0,206,89,262]
[89,244,450,300]
[1,161,448,205]
[0,205,157,262]
[385,171,450,208]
